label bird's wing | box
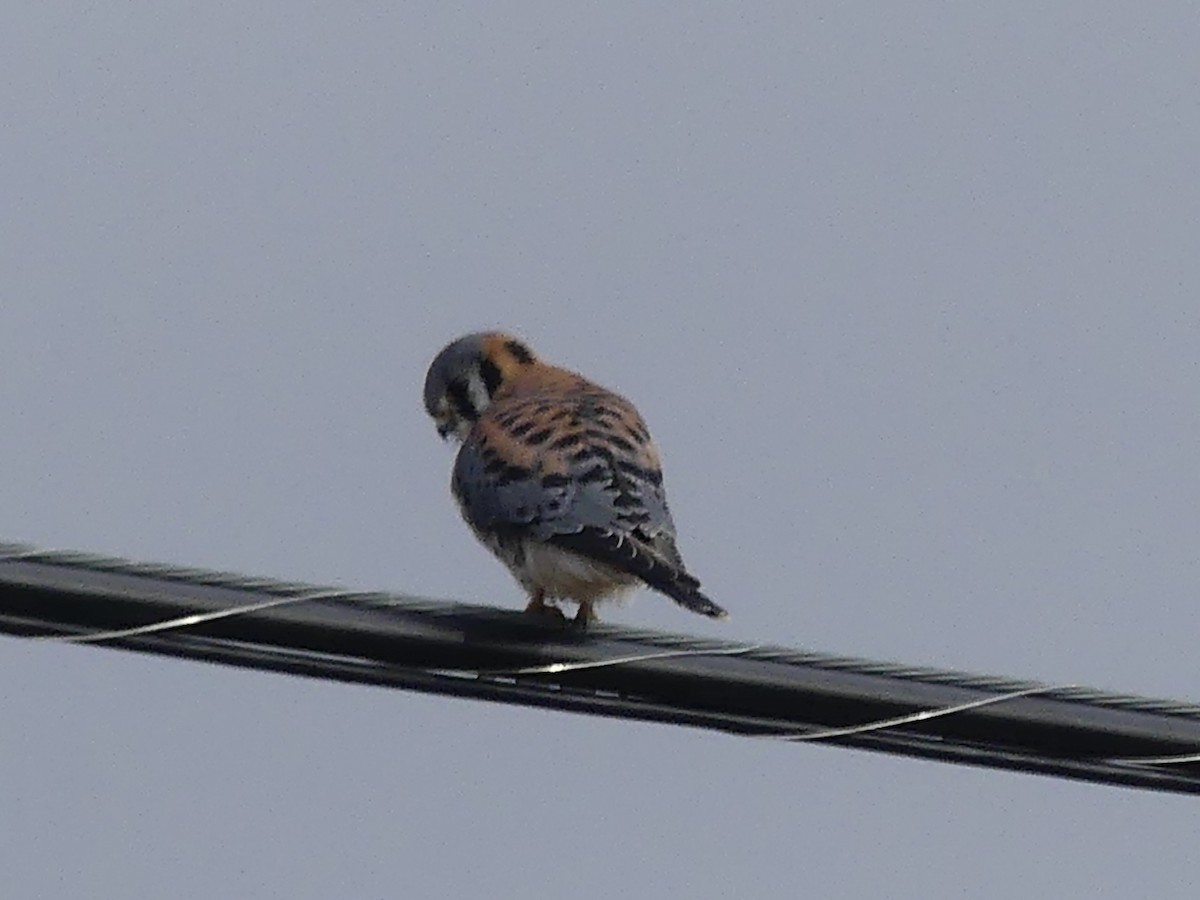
[452,374,726,618]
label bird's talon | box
[571,602,596,631]
[524,594,567,624]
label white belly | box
[516,540,639,604]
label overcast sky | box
[2,3,1199,897]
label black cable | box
[2,541,1199,795]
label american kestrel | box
[423,331,727,627]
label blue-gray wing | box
[450,381,726,618]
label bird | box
[423,330,727,627]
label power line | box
[2,541,1199,795]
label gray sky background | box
[2,3,1198,897]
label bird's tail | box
[659,575,729,619]
[550,528,728,619]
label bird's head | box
[423,331,539,441]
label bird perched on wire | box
[423,331,728,627]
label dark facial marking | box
[446,379,478,421]
[479,358,503,395]
[504,340,535,364]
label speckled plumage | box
[423,331,727,625]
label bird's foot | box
[524,593,567,624]
[570,601,597,631]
